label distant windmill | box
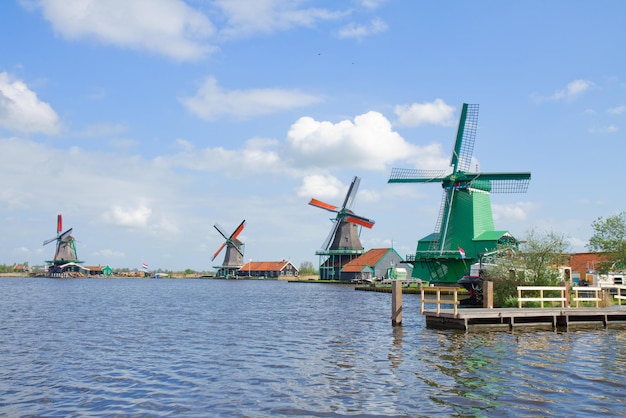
[43,214,82,275]
[309,176,375,280]
[212,220,245,278]
[388,103,531,283]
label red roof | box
[341,248,391,273]
[240,260,296,272]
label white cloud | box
[102,204,152,228]
[608,105,626,115]
[0,72,60,135]
[285,111,427,171]
[358,0,387,10]
[32,0,216,61]
[394,98,456,127]
[493,202,537,223]
[157,138,282,175]
[337,18,388,40]
[532,79,594,102]
[588,125,618,134]
[92,248,125,258]
[25,0,385,59]
[180,77,323,120]
[297,174,345,200]
[215,0,348,38]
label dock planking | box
[423,306,626,331]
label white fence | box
[517,285,607,308]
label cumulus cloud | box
[31,0,216,61]
[297,174,345,200]
[25,1,386,59]
[102,204,152,228]
[337,18,388,40]
[0,72,60,135]
[532,79,594,102]
[493,202,537,223]
[285,111,438,171]
[394,98,456,127]
[180,77,323,120]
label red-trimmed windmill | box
[388,103,531,284]
[43,214,83,274]
[211,220,246,278]
[309,176,375,280]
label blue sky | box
[1,0,624,272]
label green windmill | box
[388,103,531,284]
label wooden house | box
[237,260,299,278]
[340,248,411,282]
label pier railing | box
[421,286,460,316]
[517,285,606,308]
[613,285,626,306]
[517,286,567,308]
[572,286,602,308]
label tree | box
[519,229,570,286]
[484,229,570,307]
[587,212,626,273]
[299,261,317,275]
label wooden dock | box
[413,284,626,331]
[423,306,626,331]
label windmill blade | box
[450,103,479,173]
[43,236,57,246]
[230,220,246,240]
[231,239,244,257]
[345,215,375,229]
[58,228,73,241]
[430,189,448,238]
[321,220,341,251]
[471,173,531,193]
[309,198,339,212]
[57,214,62,235]
[388,168,449,183]
[342,176,360,210]
[211,242,226,261]
[214,223,229,240]
[438,188,457,253]
[463,172,531,181]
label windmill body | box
[388,103,531,284]
[212,220,246,278]
[43,214,84,276]
[309,176,375,280]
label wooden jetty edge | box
[424,306,626,331]
[395,284,626,331]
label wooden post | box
[392,280,402,326]
[483,280,494,309]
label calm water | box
[1,278,626,417]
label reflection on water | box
[1,277,626,417]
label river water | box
[1,277,625,417]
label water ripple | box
[2,278,626,416]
